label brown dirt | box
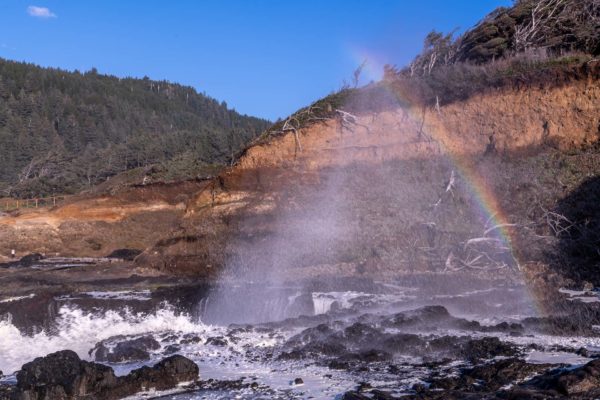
[1,76,598,283]
[0,180,208,258]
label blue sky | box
[0,1,511,120]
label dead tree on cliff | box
[514,0,565,51]
[335,109,371,133]
[275,105,332,155]
[281,117,303,154]
[513,0,600,54]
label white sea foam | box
[311,291,415,314]
[57,290,152,301]
[0,305,206,374]
[0,294,35,303]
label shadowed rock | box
[12,350,198,400]
[106,249,142,261]
[91,335,160,363]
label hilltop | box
[0,59,271,198]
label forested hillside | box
[0,59,271,197]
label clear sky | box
[0,1,511,121]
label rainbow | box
[344,45,543,315]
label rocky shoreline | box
[3,258,600,399]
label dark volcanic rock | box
[381,305,486,333]
[18,253,45,267]
[12,350,198,400]
[92,335,160,363]
[382,333,425,354]
[110,355,199,398]
[341,391,371,400]
[163,344,181,355]
[526,358,600,396]
[16,350,118,400]
[462,358,552,391]
[280,307,520,366]
[427,335,518,362]
[205,336,228,346]
[458,337,518,362]
[0,252,45,268]
[411,358,555,399]
[106,248,142,261]
[0,291,59,335]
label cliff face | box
[1,68,599,285]
[235,77,599,171]
[136,71,599,282]
[0,181,207,260]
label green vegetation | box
[380,0,599,107]
[406,0,598,73]
[0,59,271,198]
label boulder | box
[112,355,199,397]
[205,336,228,347]
[92,336,160,362]
[529,358,600,396]
[18,253,44,267]
[12,350,198,400]
[16,350,117,400]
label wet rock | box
[382,333,425,354]
[180,335,202,344]
[112,355,199,397]
[18,253,45,267]
[526,358,600,396]
[0,291,59,334]
[344,323,386,347]
[292,377,304,385]
[484,321,524,334]
[576,347,600,358]
[458,337,518,362]
[427,358,553,393]
[371,389,398,400]
[426,335,518,362]
[341,349,392,363]
[163,344,181,355]
[16,350,118,400]
[205,336,228,346]
[12,351,199,400]
[92,335,160,363]
[466,358,551,391]
[277,350,306,360]
[522,315,598,336]
[328,359,351,370]
[284,323,347,356]
[106,249,142,261]
[341,391,371,400]
[285,292,315,317]
[384,305,451,327]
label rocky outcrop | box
[10,350,198,400]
